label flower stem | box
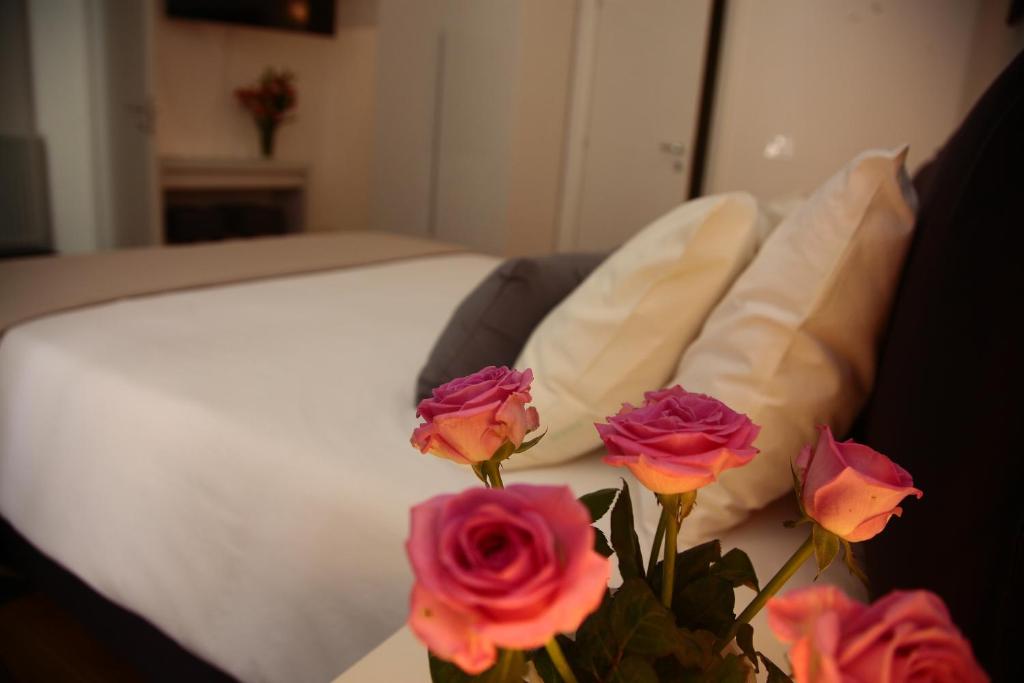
[718,533,815,651]
[647,512,667,577]
[482,459,504,489]
[544,637,578,683]
[656,491,697,609]
[658,493,681,608]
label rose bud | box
[795,426,922,542]
[412,366,540,465]
[768,586,988,683]
[406,485,609,674]
[597,386,759,494]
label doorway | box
[559,0,716,251]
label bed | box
[0,229,865,682]
[2,52,1021,682]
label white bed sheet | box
[0,254,633,682]
[0,252,862,683]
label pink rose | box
[596,386,759,494]
[406,485,609,673]
[795,426,922,542]
[768,586,988,683]
[412,366,540,465]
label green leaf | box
[578,488,618,523]
[609,579,679,658]
[734,623,758,672]
[649,540,722,598]
[490,441,517,463]
[470,463,488,485]
[841,538,870,589]
[674,540,722,589]
[712,548,760,592]
[610,481,645,581]
[674,575,735,637]
[782,516,813,529]
[706,654,751,683]
[530,638,571,683]
[759,653,794,682]
[593,528,614,557]
[513,429,547,454]
[428,649,527,683]
[812,524,840,577]
[791,463,806,516]
[608,655,659,683]
[669,628,718,670]
[574,591,615,675]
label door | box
[95,0,159,247]
[564,0,712,251]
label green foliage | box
[705,654,751,683]
[733,623,758,672]
[712,549,760,592]
[674,574,735,637]
[812,524,840,577]
[593,528,614,558]
[609,481,645,581]
[609,579,680,658]
[514,430,547,455]
[609,656,659,683]
[428,649,526,683]
[429,477,791,682]
[579,489,618,523]
[760,653,795,682]
[840,538,870,589]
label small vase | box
[258,121,277,159]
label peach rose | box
[412,366,540,465]
[768,586,988,683]
[596,386,759,494]
[406,485,609,673]
[795,426,922,542]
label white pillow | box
[670,147,917,539]
[509,193,765,469]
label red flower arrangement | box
[234,68,297,158]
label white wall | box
[705,0,982,200]
[432,0,520,254]
[154,0,377,232]
[27,0,104,253]
[961,0,1024,113]
[373,0,576,256]
[373,0,443,238]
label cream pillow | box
[509,193,765,469]
[670,147,917,539]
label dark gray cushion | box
[416,252,606,403]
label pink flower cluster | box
[597,386,759,494]
[769,586,988,683]
[406,485,608,673]
[404,368,984,680]
[412,366,539,465]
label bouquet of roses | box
[406,366,987,682]
[234,67,297,157]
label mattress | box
[0,250,863,682]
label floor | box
[0,565,143,683]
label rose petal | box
[408,584,496,675]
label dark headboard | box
[858,51,1024,680]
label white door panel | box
[571,0,711,251]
